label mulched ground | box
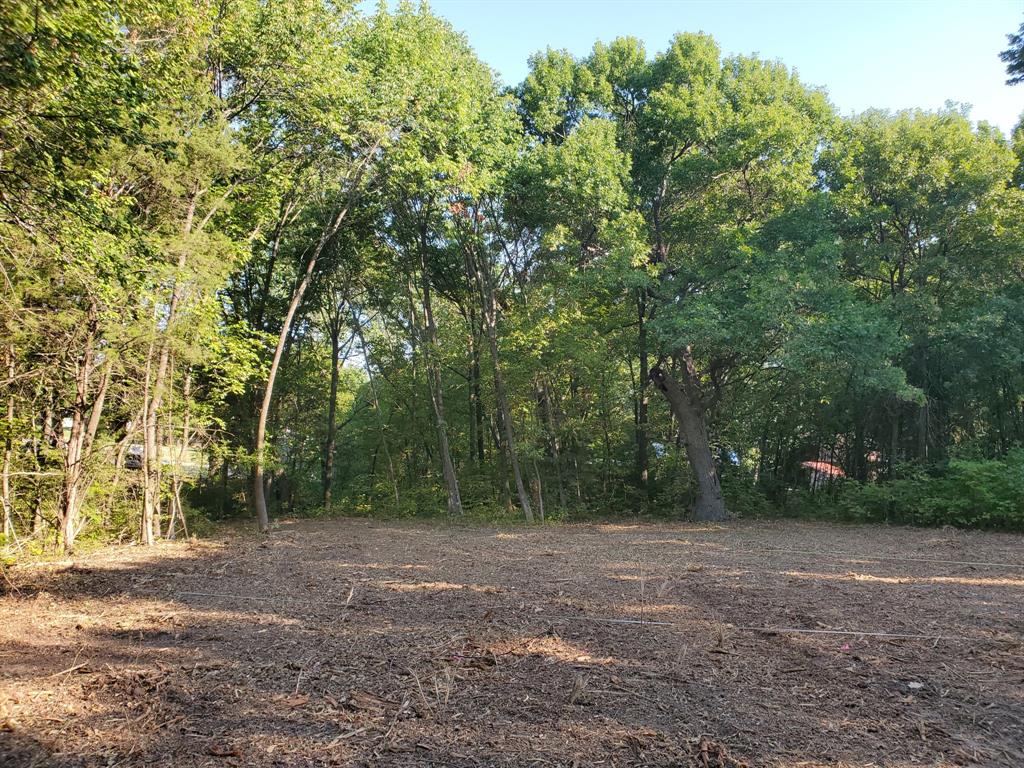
[2,518,1023,767]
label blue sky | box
[422,0,1024,136]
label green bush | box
[721,473,777,518]
[833,449,1024,529]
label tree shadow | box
[2,517,1023,767]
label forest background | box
[4,0,1024,554]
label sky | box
[421,0,1024,137]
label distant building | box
[800,460,845,490]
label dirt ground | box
[1,518,1022,768]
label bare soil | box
[2,518,1023,767]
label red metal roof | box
[800,460,846,477]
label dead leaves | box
[693,736,749,768]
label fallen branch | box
[47,661,89,678]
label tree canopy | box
[3,2,1024,553]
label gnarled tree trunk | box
[650,354,726,522]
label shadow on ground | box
[2,518,1023,767]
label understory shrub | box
[769,449,1023,529]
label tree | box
[0,0,147,550]
[516,35,836,519]
[364,5,529,519]
[243,1,393,532]
[4,5,1024,551]
[822,109,1024,467]
[1001,21,1024,85]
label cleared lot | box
[2,518,1022,767]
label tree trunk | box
[142,192,197,545]
[467,311,483,468]
[472,249,532,522]
[34,404,54,537]
[531,459,545,523]
[650,356,726,522]
[167,369,192,540]
[352,312,399,505]
[540,378,567,509]
[322,320,341,509]
[888,404,900,479]
[2,346,14,540]
[535,378,564,509]
[416,245,463,516]
[253,205,351,532]
[58,325,111,551]
[140,323,159,546]
[489,412,513,509]
[636,295,650,504]
[220,457,231,516]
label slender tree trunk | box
[416,244,462,516]
[253,205,351,532]
[568,374,584,501]
[472,250,532,522]
[650,354,726,522]
[140,325,159,546]
[473,335,485,466]
[467,313,480,468]
[540,378,567,509]
[167,369,191,540]
[755,426,768,487]
[601,389,611,496]
[142,192,197,545]
[889,404,900,479]
[463,258,486,467]
[489,412,513,509]
[636,295,650,503]
[2,346,14,540]
[34,404,53,537]
[531,459,545,523]
[483,311,532,522]
[352,313,399,505]
[254,197,298,333]
[322,321,341,509]
[58,325,111,551]
[917,397,929,461]
[219,455,230,516]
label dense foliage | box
[3,2,1024,552]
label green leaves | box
[4,3,1024,540]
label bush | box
[832,449,1024,529]
[721,473,776,518]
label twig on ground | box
[177,590,356,610]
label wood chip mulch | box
[2,518,1023,767]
